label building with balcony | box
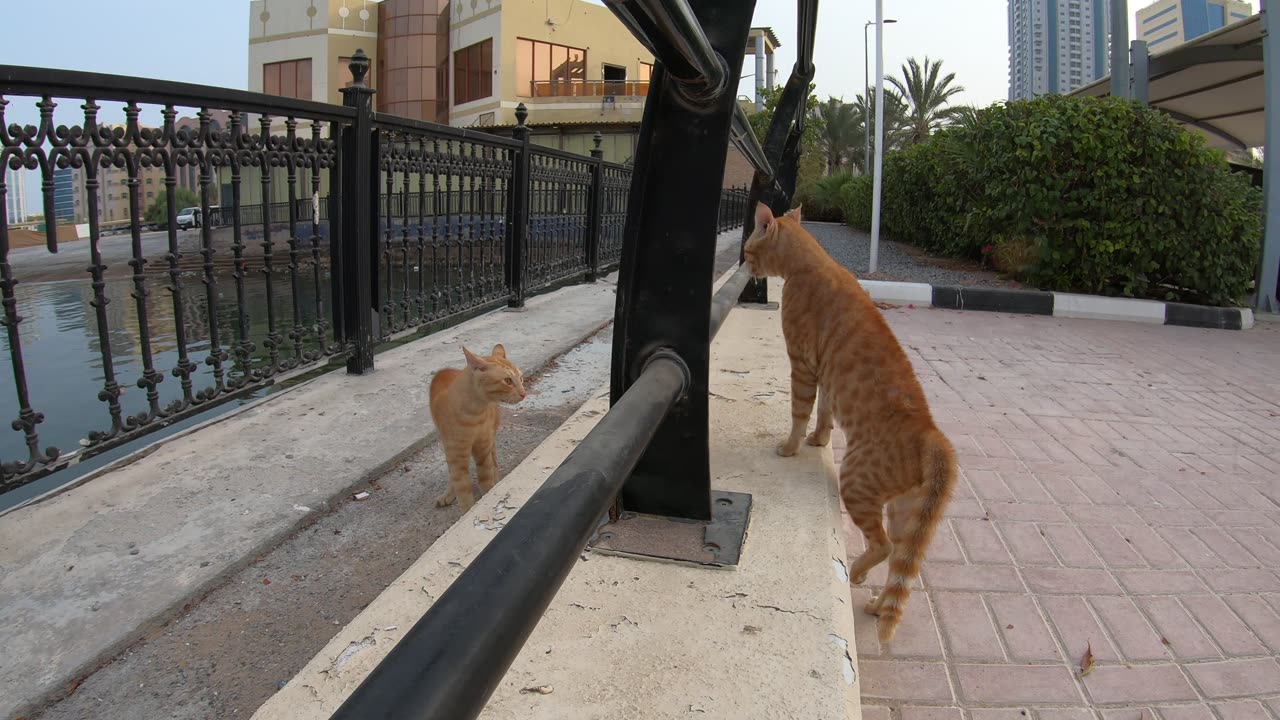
[248,0,777,171]
[1008,0,1111,100]
[1136,0,1253,53]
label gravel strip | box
[804,221,1024,289]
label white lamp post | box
[863,18,896,175]
[869,0,889,274]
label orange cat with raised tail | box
[743,203,956,644]
[429,345,526,511]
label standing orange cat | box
[743,203,956,644]
[429,344,526,511]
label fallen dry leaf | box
[1079,641,1095,677]
[520,685,554,695]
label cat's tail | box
[876,428,956,644]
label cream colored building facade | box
[247,0,771,172]
[1136,0,1253,53]
[248,0,381,105]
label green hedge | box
[799,172,853,222]
[840,175,873,232]
[877,96,1262,306]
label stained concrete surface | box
[10,235,740,720]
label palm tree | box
[849,89,911,171]
[947,104,983,131]
[815,97,860,174]
[888,57,966,144]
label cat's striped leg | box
[778,359,818,457]
[806,388,833,447]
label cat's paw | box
[863,599,881,616]
[805,431,830,447]
[776,442,798,457]
[434,491,456,508]
[851,571,868,585]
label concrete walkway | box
[841,307,1280,719]
[253,274,860,719]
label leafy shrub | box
[879,95,1262,306]
[840,175,873,231]
[800,172,853,222]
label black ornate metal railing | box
[0,58,749,494]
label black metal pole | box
[585,131,604,281]
[329,354,688,720]
[608,0,757,521]
[709,263,752,340]
[506,104,530,308]
[603,0,728,98]
[339,50,377,373]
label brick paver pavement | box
[833,308,1280,720]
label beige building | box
[248,0,381,105]
[1136,0,1253,53]
[248,0,777,172]
[68,112,228,229]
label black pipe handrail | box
[603,0,727,98]
[730,104,775,181]
[329,353,689,720]
[709,263,753,340]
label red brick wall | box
[722,144,755,189]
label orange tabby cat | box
[743,203,956,644]
[429,344,527,511]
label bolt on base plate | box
[588,490,752,567]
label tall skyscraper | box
[1136,0,1253,54]
[3,166,27,224]
[53,167,76,223]
[1009,0,1112,100]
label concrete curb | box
[858,280,1255,330]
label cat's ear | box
[785,204,803,221]
[754,202,774,230]
[491,343,507,359]
[463,346,489,370]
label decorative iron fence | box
[0,58,747,495]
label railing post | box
[506,104,530,308]
[338,49,377,374]
[609,0,759,522]
[585,131,604,281]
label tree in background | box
[889,57,966,144]
[848,89,911,172]
[143,187,200,227]
[815,97,860,174]
[746,84,825,204]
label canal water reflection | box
[0,266,332,474]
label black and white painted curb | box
[858,280,1256,331]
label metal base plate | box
[588,490,752,567]
[739,302,779,311]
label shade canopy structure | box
[1071,14,1263,151]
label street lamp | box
[863,18,897,173]
[869,5,895,274]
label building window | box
[515,38,587,97]
[263,59,313,101]
[453,39,493,105]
